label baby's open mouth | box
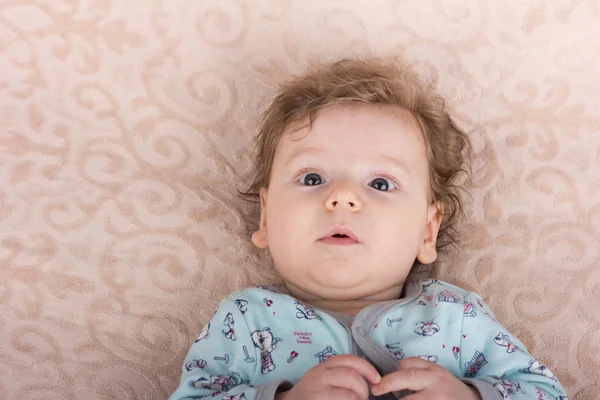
[318,225,360,245]
[318,232,359,246]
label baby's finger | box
[324,354,382,384]
[394,392,429,400]
[326,367,371,400]
[326,387,362,400]
[397,356,436,371]
[370,368,435,396]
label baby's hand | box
[370,357,482,400]
[275,354,381,400]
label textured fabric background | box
[1,1,599,399]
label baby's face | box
[252,103,441,301]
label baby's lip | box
[319,225,360,242]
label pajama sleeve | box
[459,291,568,400]
[169,296,292,400]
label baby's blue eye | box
[369,177,396,191]
[299,172,324,186]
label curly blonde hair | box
[240,58,471,255]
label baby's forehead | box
[280,104,427,163]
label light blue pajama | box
[170,279,568,400]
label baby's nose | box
[327,199,358,209]
[325,185,362,212]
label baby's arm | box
[169,296,291,400]
[459,292,568,399]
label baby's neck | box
[284,283,405,316]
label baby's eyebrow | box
[285,146,412,177]
[371,154,412,177]
[285,146,322,167]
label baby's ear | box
[251,187,269,249]
[416,201,443,265]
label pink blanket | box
[1,1,598,398]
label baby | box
[170,59,568,400]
